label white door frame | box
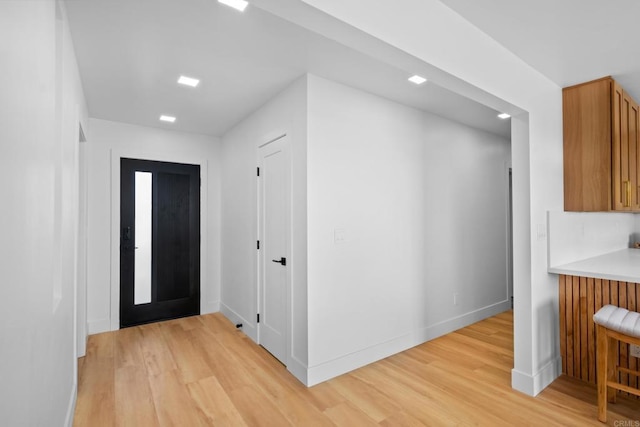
[506,164,514,308]
[76,120,88,358]
[257,133,292,365]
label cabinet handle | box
[624,180,632,207]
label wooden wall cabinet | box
[563,76,640,211]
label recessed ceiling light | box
[408,75,427,85]
[218,0,248,12]
[497,113,511,119]
[159,115,176,123]
[177,75,200,87]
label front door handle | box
[272,257,286,266]
[122,226,131,241]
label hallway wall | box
[0,1,89,425]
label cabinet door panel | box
[616,91,639,211]
[563,78,612,211]
[632,97,640,210]
[612,81,625,210]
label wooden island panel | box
[559,274,640,392]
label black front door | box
[120,158,200,328]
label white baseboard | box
[64,382,77,427]
[202,299,220,314]
[220,303,257,342]
[533,357,562,395]
[415,300,512,342]
[87,318,111,335]
[512,356,562,396]
[511,368,534,396]
[287,356,309,385]
[306,332,415,386]
[306,300,512,387]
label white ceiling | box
[64,0,510,138]
[439,0,640,101]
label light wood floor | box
[74,311,639,426]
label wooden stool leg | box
[607,335,617,404]
[596,324,607,422]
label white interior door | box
[258,135,290,364]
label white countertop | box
[548,248,640,283]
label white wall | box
[220,75,308,381]
[281,0,565,396]
[0,1,88,425]
[306,75,511,384]
[85,118,221,333]
[422,113,511,324]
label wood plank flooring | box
[74,311,640,426]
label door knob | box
[271,257,286,266]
